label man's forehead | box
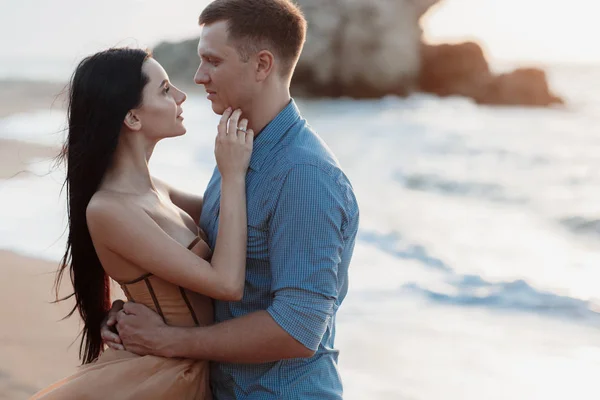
[197,21,231,55]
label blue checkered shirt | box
[199,99,359,399]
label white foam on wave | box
[0,108,67,147]
[0,161,67,260]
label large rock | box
[419,42,563,106]
[292,0,441,97]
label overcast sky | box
[0,0,596,65]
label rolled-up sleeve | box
[266,165,347,351]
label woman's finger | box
[218,107,232,137]
[101,328,121,344]
[237,118,248,140]
[227,109,243,136]
[107,342,125,351]
[245,129,254,146]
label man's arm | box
[118,165,348,362]
[117,305,312,362]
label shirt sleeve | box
[266,165,348,351]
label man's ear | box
[255,50,275,82]
[123,111,142,131]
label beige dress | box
[32,236,213,400]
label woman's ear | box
[123,111,142,131]
[255,50,275,82]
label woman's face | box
[134,58,187,139]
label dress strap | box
[187,235,202,250]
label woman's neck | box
[101,132,158,195]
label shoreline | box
[0,80,67,119]
[0,139,59,180]
[0,79,65,181]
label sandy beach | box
[0,251,80,399]
[0,80,118,399]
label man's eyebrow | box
[200,50,222,59]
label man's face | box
[195,21,255,115]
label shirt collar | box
[248,99,301,172]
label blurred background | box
[1,0,599,399]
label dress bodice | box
[118,236,214,327]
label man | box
[102,0,359,398]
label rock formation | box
[153,37,200,87]
[291,0,440,98]
[419,42,563,106]
[152,0,563,106]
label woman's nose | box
[176,88,187,104]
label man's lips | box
[206,91,217,101]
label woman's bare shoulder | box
[86,190,142,228]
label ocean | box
[1,63,599,399]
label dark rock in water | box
[153,38,200,87]
[480,68,564,106]
[291,66,412,99]
[419,42,489,98]
[419,42,563,107]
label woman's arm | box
[87,181,243,300]
[89,108,253,301]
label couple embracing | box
[33,1,359,399]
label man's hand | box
[101,300,125,350]
[116,302,170,357]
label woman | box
[31,48,253,399]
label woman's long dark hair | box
[55,48,151,364]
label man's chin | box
[211,102,227,115]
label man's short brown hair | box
[199,0,307,78]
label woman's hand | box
[215,108,254,180]
[100,300,125,350]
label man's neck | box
[245,88,291,136]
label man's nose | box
[194,65,209,85]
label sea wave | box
[402,274,600,322]
[358,230,451,272]
[394,171,527,204]
[560,216,600,237]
